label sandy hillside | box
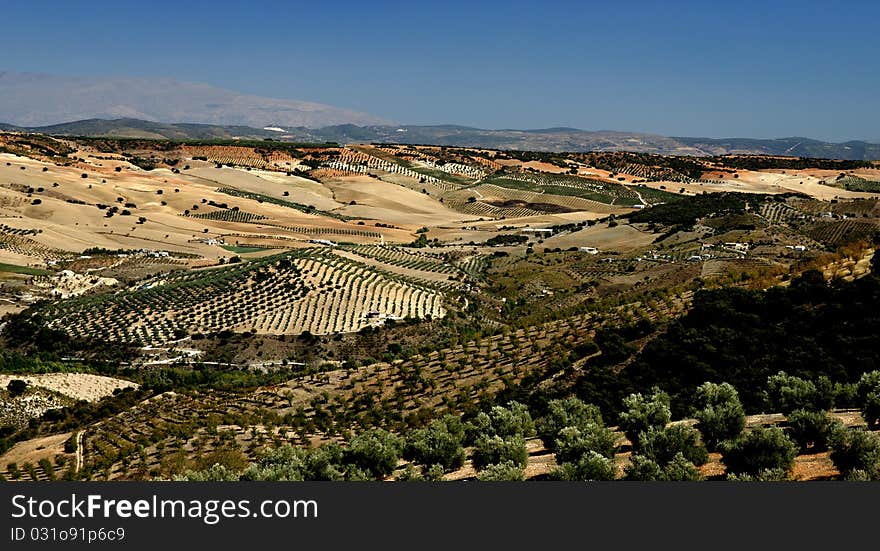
[0,373,138,402]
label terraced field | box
[35,249,446,344]
[69,291,693,480]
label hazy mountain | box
[0,72,391,128]
[3,117,879,160]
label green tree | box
[694,382,746,451]
[468,401,535,441]
[554,424,618,463]
[619,387,671,445]
[536,397,604,451]
[726,468,790,481]
[624,455,663,481]
[829,428,880,480]
[662,452,702,481]
[551,451,617,481]
[637,425,708,467]
[786,409,843,452]
[472,434,527,470]
[765,372,821,414]
[344,428,404,479]
[404,415,466,472]
[477,461,525,481]
[6,379,28,397]
[857,371,880,428]
[721,427,797,476]
[241,444,346,481]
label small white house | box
[579,246,599,254]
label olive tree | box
[857,371,880,428]
[637,425,708,467]
[720,427,797,476]
[765,372,823,414]
[404,415,466,473]
[477,461,525,481]
[468,401,535,441]
[536,397,604,451]
[829,428,880,480]
[554,424,618,464]
[551,451,616,481]
[344,429,404,479]
[786,409,843,452]
[472,434,528,470]
[694,382,745,451]
[618,387,671,446]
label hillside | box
[4,117,879,159]
[1,135,880,482]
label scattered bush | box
[6,379,28,397]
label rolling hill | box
[3,117,878,160]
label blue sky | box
[2,0,879,140]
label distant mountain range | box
[2,118,878,160]
[0,72,390,128]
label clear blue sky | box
[3,0,879,141]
